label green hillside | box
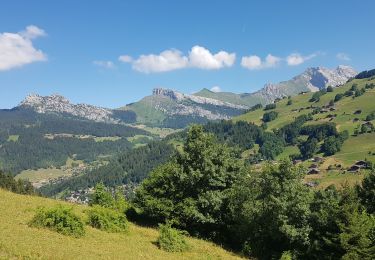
[0,189,241,259]
[234,77,375,188]
[194,88,266,106]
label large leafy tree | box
[228,161,313,259]
[135,125,244,238]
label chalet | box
[309,163,318,169]
[354,160,368,168]
[313,156,324,163]
[307,168,320,175]
[348,165,361,172]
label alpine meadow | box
[1,1,375,259]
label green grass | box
[94,136,122,142]
[15,168,70,183]
[0,189,242,259]
[276,145,300,160]
[332,132,375,167]
[234,78,375,188]
[235,78,375,136]
[7,135,19,142]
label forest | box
[134,125,375,259]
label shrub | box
[89,182,115,208]
[264,103,276,110]
[287,99,292,106]
[87,205,129,233]
[157,223,190,252]
[327,86,334,92]
[334,93,344,102]
[263,111,278,122]
[280,251,293,260]
[29,205,85,237]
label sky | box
[0,0,374,109]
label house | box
[309,163,318,169]
[307,168,320,175]
[354,160,368,168]
[313,156,324,163]
[348,165,361,172]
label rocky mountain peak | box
[19,93,116,123]
[152,88,183,100]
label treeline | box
[41,120,286,196]
[0,108,149,173]
[355,68,375,79]
[204,120,285,160]
[0,171,36,195]
[0,132,133,173]
[134,125,375,259]
[39,141,174,196]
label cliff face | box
[19,94,117,123]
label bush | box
[157,223,190,252]
[263,111,278,122]
[87,205,129,233]
[334,93,344,102]
[287,100,292,106]
[29,205,85,237]
[264,103,276,110]
[327,86,334,92]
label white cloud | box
[210,86,221,92]
[21,25,46,39]
[286,53,316,66]
[132,49,188,73]
[0,25,47,71]
[118,55,133,63]
[241,54,280,70]
[125,45,235,73]
[336,52,350,61]
[188,45,235,70]
[93,60,115,69]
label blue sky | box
[0,0,374,108]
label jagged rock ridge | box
[19,94,117,123]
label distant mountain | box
[122,88,248,128]
[251,65,357,103]
[15,65,357,129]
[18,94,136,124]
[124,65,357,127]
[195,65,357,104]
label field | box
[234,77,375,188]
[0,189,242,260]
[7,135,19,142]
[15,168,70,184]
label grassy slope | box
[234,77,375,188]
[0,189,241,260]
[194,89,265,107]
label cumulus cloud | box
[21,25,46,39]
[241,54,280,70]
[188,46,235,70]
[121,45,235,73]
[286,53,316,66]
[132,49,188,73]
[118,55,133,63]
[336,52,350,61]
[0,25,47,71]
[210,86,221,92]
[93,60,115,69]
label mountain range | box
[16,65,357,128]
